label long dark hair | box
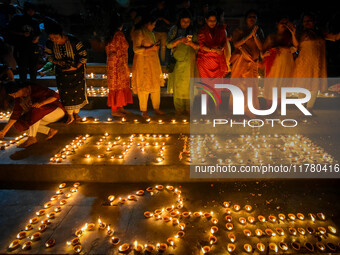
[105,14,123,45]
[176,9,194,35]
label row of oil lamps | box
[50,135,89,163]
[8,182,80,251]
[79,116,189,124]
[50,133,171,163]
[65,184,185,254]
[0,111,11,120]
[189,134,334,164]
[0,133,27,150]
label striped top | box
[45,34,87,66]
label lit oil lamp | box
[133,241,143,253]
[111,237,120,245]
[118,243,130,252]
[211,218,218,224]
[318,227,326,234]
[98,218,106,229]
[239,217,246,224]
[288,213,296,221]
[202,246,210,254]
[265,229,275,236]
[60,199,67,205]
[59,183,66,189]
[244,244,252,253]
[69,237,80,246]
[17,231,27,239]
[297,213,305,220]
[144,211,152,218]
[56,189,63,195]
[306,226,315,234]
[22,241,32,250]
[257,243,265,252]
[30,232,41,241]
[74,244,82,253]
[36,209,46,216]
[291,241,300,251]
[269,243,278,253]
[298,227,306,235]
[44,202,52,208]
[209,235,218,245]
[279,242,288,251]
[228,233,236,243]
[204,212,212,218]
[255,229,263,236]
[172,218,179,225]
[128,194,136,200]
[155,185,164,190]
[194,212,202,218]
[45,238,55,248]
[223,201,230,208]
[243,229,252,237]
[118,197,127,204]
[268,215,276,223]
[226,223,233,230]
[316,242,325,251]
[157,243,168,252]
[317,212,325,220]
[38,223,47,232]
[25,224,33,230]
[166,185,174,191]
[225,215,232,222]
[247,216,255,223]
[308,213,316,222]
[30,217,39,224]
[278,213,285,220]
[210,226,218,234]
[225,208,232,214]
[244,205,252,212]
[276,227,284,236]
[233,204,241,211]
[258,215,266,222]
[65,192,72,198]
[167,237,175,246]
[289,227,297,235]
[54,206,62,213]
[47,212,55,219]
[227,243,235,252]
[328,225,337,234]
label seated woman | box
[0,81,65,148]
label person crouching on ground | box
[0,81,65,148]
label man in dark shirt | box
[7,2,41,82]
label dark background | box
[1,0,339,75]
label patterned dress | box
[45,34,88,110]
[106,31,133,111]
[196,25,228,78]
[131,28,164,94]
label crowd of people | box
[0,1,340,148]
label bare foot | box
[66,114,74,125]
[154,109,165,115]
[111,111,125,117]
[46,128,58,140]
[18,136,37,148]
[74,113,82,121]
